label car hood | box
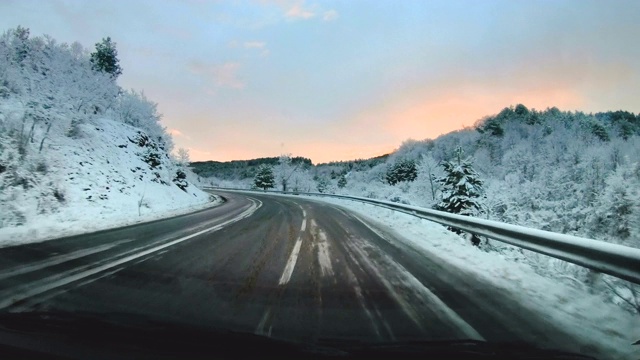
[0,312,597,360]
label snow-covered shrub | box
[335,174,346,188]
[173,170,188,192]
[0,86,10,99]
[315,176,334,193]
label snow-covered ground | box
[0,103,217,248]
[298,195,639,360]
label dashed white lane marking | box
[278,208,307,285]
[0,198,262,310]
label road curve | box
[0,191,599,357]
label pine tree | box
[11,26,30,64]
[590,121,610,142]
[337,174,347,188]
[435,147,484,245]
[386,159,417,185]
[90,37,122,78]
[316,177,330,193]
[254,165,275,190]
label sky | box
[1,0,639,163]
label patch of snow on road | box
[310,219,334,277]
[343,232,483,340]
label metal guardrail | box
[205,187,640,285]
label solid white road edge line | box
[0,238,135,281]
[0,198,262,310]
[350,213,484,341]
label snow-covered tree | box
[176,148,190,167]
[254,165,275,190]
[116,90,171,151]
[173,170,188,192]
[418,155,441,201]
[590,160,639,243]
[436,147,484,245]
[316,176,331,193]
[386,158,417,185]
[10,26,30,65]
[337,174,347,188]
[436,147,484,216]
[274,153,299,191]
[288,169,314,192]
[90,37,122,78]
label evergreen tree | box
[386,159,417,185]
[316,176,330,193]
[11,26,30,64]
[337,174,347,188]
[590,121,610,142]
[477,118,504,137]
[435,147,484,245]
[253,165,275,190]
[90,37,122,78]
[173,170,188,192]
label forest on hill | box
[196,104,640,314]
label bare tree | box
[274,154,299,192]
[418,154,441,201]
[176,147,190,167]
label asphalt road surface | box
[0,191,600,357]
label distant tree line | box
[191,156,312,180]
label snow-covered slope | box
[0,28,217,247]
[0,100,214,247]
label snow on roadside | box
[0,114,219,248]
[307,196,639,360]
[0,195,221,248]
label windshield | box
[0,1,639,359]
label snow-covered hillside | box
[0,101,214,247]
[0,28,214,247]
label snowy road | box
[0,192,602,357]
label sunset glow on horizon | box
[2,0,639,164]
